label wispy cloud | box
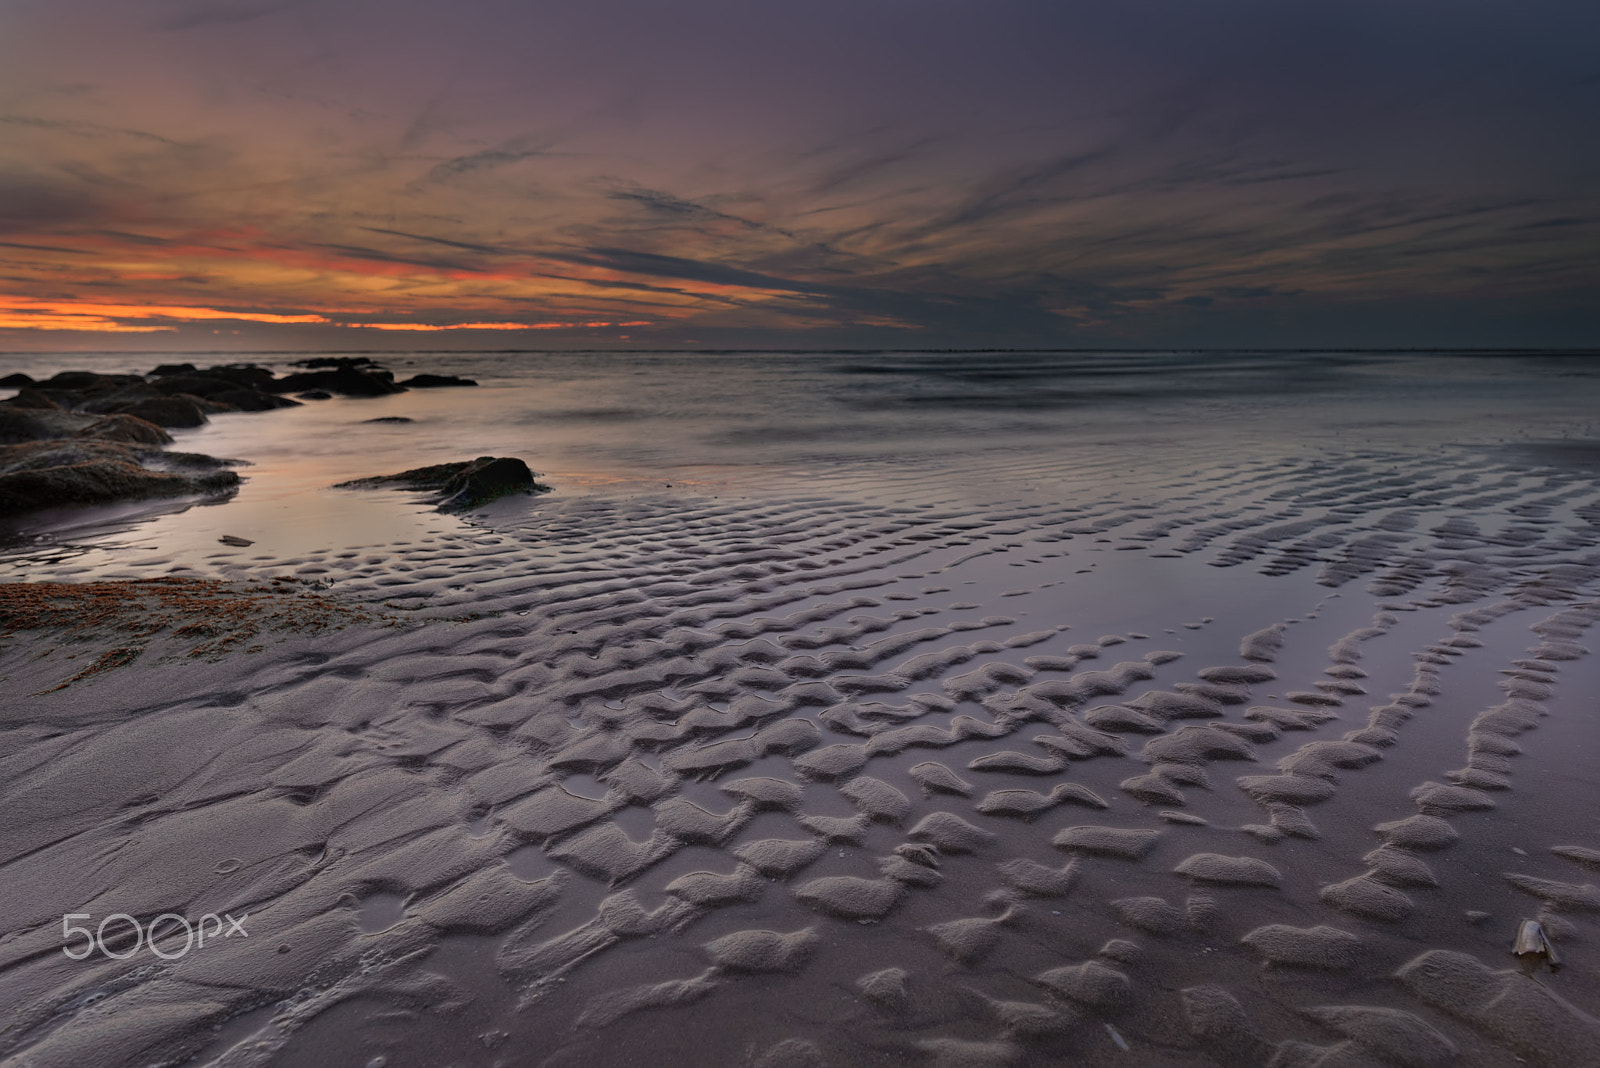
[157,2,293,32]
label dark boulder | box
[400,373,478,388]
[27,389,90,409]
[292,356,383,370]
[38,371,144,394]
[76,414,174,446]
[437,457,538,511]
[149,363,197,376]
[151,374,240,398]
[0,408,59,444]
[4,388,62,411]
[336,455,545,512]
[118,395,209,428]
[272,366,404,397]
[297,391,332,400]
[212,389,300,411]
[203,364,279,392]
[79,384,166,414]
[0,372,36,388]
[0,439,239,513]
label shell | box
[1511,919,1560,967]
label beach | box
[3,350,1600,1067]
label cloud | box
[603,183,794,238]
[0,239,93,255]
[307,242,486,273]
[0,172,112,235]
[425,140,549,182]
[359,227,513,256]
[157,2,292,32]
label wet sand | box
[3,353,1600,1067]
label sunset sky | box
[2,0,1597,351]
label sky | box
[1,0,1598,352]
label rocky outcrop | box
[336,456,546,512]
[0,439,239,514]
[270,357,404,397]
[399,373,478,388]
[0,359,511,516]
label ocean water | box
[4,350,1600,1067]
[5,350,1600,573]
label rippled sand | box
[3,354,1600,1067]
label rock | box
[400,373,478,387]
[211,389,300,411]
[297,391,332,400]
[3,388,61,410]
[76,383,166,414]
[37,370,144,394]
[272,364,404,397]
[0,408,59,444]
[76,414,173,446]
[150,373,245,397]
[118,396,209,428]
[0,372,36,387]
[0,439,239,513]
[336,456,547,512]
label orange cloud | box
[0,298,330,331]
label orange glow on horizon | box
[0,298,330,327]
[0,297,655,335]
[345,320,650,331]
